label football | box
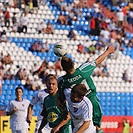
[53,41,68,57]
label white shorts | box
[35,120,52,133]
[12,128,28,133]
[73,127,96,133]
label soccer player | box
[6,86,30,133]
[38,75,72,133]
[57,45,115,133]
[27,74,55,133]
[65,84,96,133]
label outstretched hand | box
[106,45,115,54]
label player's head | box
[15,86,23,98]
[46,74,58,95]
[61,56,74,73]
[46,74,56,82]
[71,84,87,103]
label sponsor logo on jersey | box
[22,104,24,107]
[47,112,58,122]
[68,75,82,83]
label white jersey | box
[64,89,96,133]
[6,99,30,130]
[30,89,49,121]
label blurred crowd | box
[0,0,133,92]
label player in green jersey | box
[57,45,115,133]
[38,75,72,133]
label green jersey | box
[41,94,71,131]
[58,61,97,100]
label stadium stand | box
[0,0,133,118]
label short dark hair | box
[46,74,57,82]
[15,86,23,92]
[61,56,74,73]
[71,84,87,97]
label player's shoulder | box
[23,99,30,103]
[83,97,92,106]
[78,61,96,70]
[43,94,50,102]
[58,76,64,84]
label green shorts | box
[87,95,102,127]
[57,125,72,133]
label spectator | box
[9,0,16,8]
[57,13,68,25]
[30,40,38,52]
[17,13,23,33]
[29,0,33,13]
[102,63,110,77]
[12,22,19,33]
[58,0,67,11]
[83,40,92,52]
[95,40,104,51]
[3,68,14,80]
[88,44,96,54]
[31,63,40,75]
[33,0,38,14]
[4,7,10,28]
[54,58,62,71]
[41,41,50,52]
[23,0,30,13]
[12,13,17,25]
[2,53,13,65]
[93,65,104,77]
[21,12,29,33]
[122,70,131,82]
[116,8,124,28]
[90,16,96,36]
[0,30,8,42]
[24,77,37,91]
[15,68,28,80]
[95,17,101,36]
[68,10,77,21]
[77,43,86,54]
[37,21,45,34]
[67,27,76,40]
[36,41,44,52]
[122,118,131,133]
[44,22,54,34]
[0,4,3,27]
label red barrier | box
[101,116,133,133]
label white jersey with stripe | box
[30,89,49,121]
[6,99,30,130]
[64,88,96,133]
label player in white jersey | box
[6,86,30,133]
[64,84,96,133]
[27,74,55,133]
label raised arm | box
[95,45,115,65]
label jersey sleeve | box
[79,61,96,76]
[82,99,93,122]
[30,92,39,106]
[6,101,13,112]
